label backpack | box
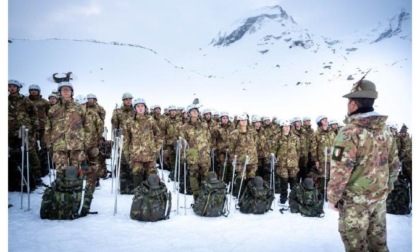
[238,176,274,214]
[289,184,324,217]
[193,179,227,217]
[130,180,171,222]
[40,172,94,220]
[386,175,411,215]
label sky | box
[7,169,413,252]
[3,1,416,250]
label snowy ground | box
[8,167,412,252]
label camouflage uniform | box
[180,117,211,198]
[44,99,86,174]
[309,126,335,195]
[124,114,163,187]
[273,129,300,202]
[214,119,235,181]
[328,113,399,252]
[8,89,41,190]
[84,105,104,190]
[203,112,220,174]
[28,92,51,177]
[252,125,270,179]
[398,131,412,183]
[228,125,258,180]
[328,79,400,252]
[292,124,309,183]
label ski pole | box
[183,140,188,215]
[324,147,328,204]
[19,126,25,209]
[221,149,228,181]
[228,155,237,214]
[237,155,249,204]
[270,153,276,210]
[25,128,30,211]
[47,149,52,186]
[211,148,215,172]
[114,135,123,215]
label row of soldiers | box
[8,80,412,205]
[8,80,107,193]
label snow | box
[7,168,412,252]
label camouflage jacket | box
[91,102,106,122]
[398,133,412,163]
[254,127,270,160]
[111,105,134,133]
[152,114,168,145]
[179,119,211,165]
[228,126,258,165]
[44,99,86,151]
[214,122,235,155]
[273,132,300,168]
[8,94,39,138]
[327,112,400,205]
[124,114,163,162]
[263,123,279,152]
[84,107,104,148]
[292,126,308,158]
[310,127,336,164]
[163,116,182,147]
[28,94,50,130]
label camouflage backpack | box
[386,174,411,215]
[289,178,324,217]
[40,167,94,220]
[130,174,171,222]
[192,172,228,217]
[238,176,274,214]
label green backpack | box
[193,177,227,217]
[289,181,324,217]
[130,175,171,222]
[386,175,411,215]
[40,167,93,220]
[238,176,274,214]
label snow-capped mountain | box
[8,4,412,129]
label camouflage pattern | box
[228,126,258,179]
[162,115,182,173]
[8,93,41,188]
[273,132,300,178]
[84,106,104,189]
[289,183,324,217]
[398,133,412,182]
[263,122,279,153]
[28,94,50,132]
[193,178,227,217]
[327,112,399,252]
[214,121,235,178]
[44,99,87,173]
[124,114,163,177]
[111,104,135,134]
[180,118,211,197]
[309,127,336,176]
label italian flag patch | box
[332,146,345,161]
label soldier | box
[212,110,219,123]
[273,120,301,204]
[28,84,51,178]
[250,115,270,180]
[75,95,104,191]
[151,104,167,169]
[162,105,182,178]
[261,116,278,154]
[44,82,86,177]
[214,111,235,181]
[48,93,59,106]
[309,115,335,198]
[123,98,162,188]
[329,119,339,136]
[327,79,399,252]
[179,104,211,200]
[202,108,218,173]
[8,79,41,190]
[86,93,106,122]
[291,117,309,183]
[111,92,135,193]
[398,124,412,183]
[228,113,259,194]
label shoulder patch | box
[331,146,345,162]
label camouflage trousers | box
[131,160,156,178]
[276,165,299,179]
[188,163,210,197]
[235,163,257,180]
[52,150,86,174]
[338,197,389,252]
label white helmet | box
[302,116,311,121]
[281,120,291,127]
[213,110,219,115]
[58,82,73,93]
[291,117,302,124]
[48,93,59,99]
[237,113,248,121]
[187,104,200,114]
[28,84,41,91]
[261,116,270,122]
[153,104,161,110]
[74,95,87,105]
[316,115,327,124]
[329,119,338,126]
[122,92,133,100]
[86,93,97,100]
[251,114,261,123]
[8,79,22,88]
[202,108,212,115]
[167,105,177,111]
[133,98,147,107]
[219,111,229,118]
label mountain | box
[8,5,412,129]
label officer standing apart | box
[327,79,399,252]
